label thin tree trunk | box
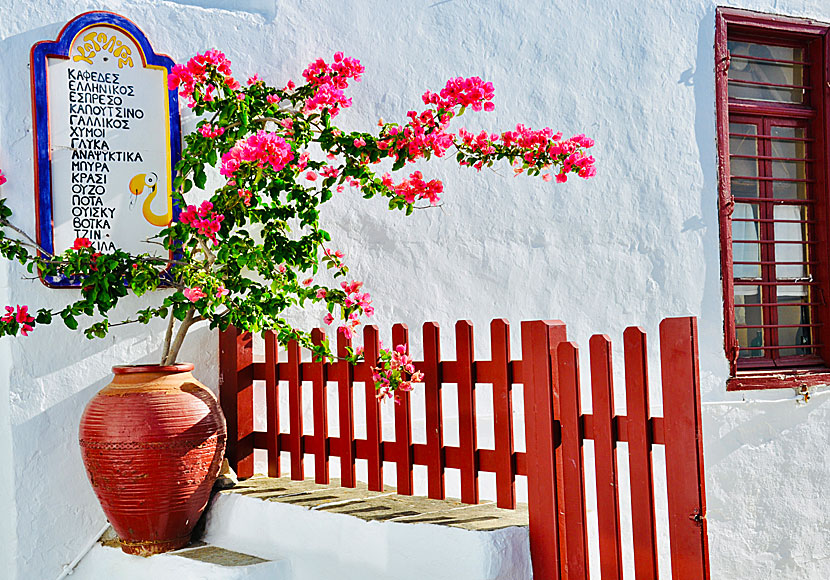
[163,307,195,365]
[160,310,176,365]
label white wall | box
[0,0,829,578]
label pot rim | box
[112,363,195,374]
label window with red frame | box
[716,8,830,387]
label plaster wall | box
[0,0,828,579]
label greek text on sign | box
[31,12,182,286]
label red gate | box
[219,316,710,579]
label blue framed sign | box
[31,11,182,287]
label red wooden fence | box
[219,316,710,579]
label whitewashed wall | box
[1,1,829,578]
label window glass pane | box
[732,203,761,278]
[729,124,758,197]
[727,41,805,103]
[735,285,763,358]
[777,286,813,356]
[770,127,807,159]
[729,123,757,155]
[773,205,808,279]
[731,178,759,198]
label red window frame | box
[716,8,830,390]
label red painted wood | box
[310,329,329,484]
[423,322,445,499]
[491,319,515,509]
[557,341,590,580]
[264,331,280,477]
[336,333,356,487]
[660,317,710,580]
[623,326,659,580]
[589,335,623,580]
[456,320,478,504]
[218,327,254,478]
[715,8,738,372]
[728,368,830,390]
[393,324,414,495]
[521,319,566,580]
[363,325,383,491]
[287,339,304,480]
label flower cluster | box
[0,169,6,186]
[179,201,224,245]
[301,52,365,116]
[220,130,294,177]
[422,76,495,112]
[168,49,239,108]
[1,305,34,336]
[457,127,498,156]
[72,237,92,250]
[391,171,444,205]
[372,345,424,401]
[183,287,206,303]
[198,124,225,139]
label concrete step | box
[71,541,291,580]
[203,476,531,580]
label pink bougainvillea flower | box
[220,130,294,178]
[305,171,317,181]
[323,313,334,325]
[247,74,262,85]
[183,287,206,303]
[179,202,225,246]
[215,286,229,298]
[340,280,363,294]
[316,289,327,299]
[302,277,313,286]
[72,237,92,250]
[199,124,225,139]
[353,138,366,148]
[0,169,6,186]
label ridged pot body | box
[79,364,226,556]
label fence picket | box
[660,317,710,580]
[336,333,356,487]
[589,335,623,579]
[287,339,304,480]
[456,320,478,505]
[422,322,445,499]
[558,341,590,580]
[491,319,515,509]
[393,324,414,495]
[264,330,281,478]
[363,325,383,491]
[310,329,329,484]
[624,326,659,580]
[218,327,254,478]
[521,320,566,580]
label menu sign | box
[31,12,181,287]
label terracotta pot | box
[79,364,226,556]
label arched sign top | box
[31,11,182,287]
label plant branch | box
[160,309,176,363]
[163,307,196,365]
[0,219,54,257]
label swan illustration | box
[128,172,172,227]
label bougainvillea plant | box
[0,50,595,399]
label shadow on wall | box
[685,6,729,389]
